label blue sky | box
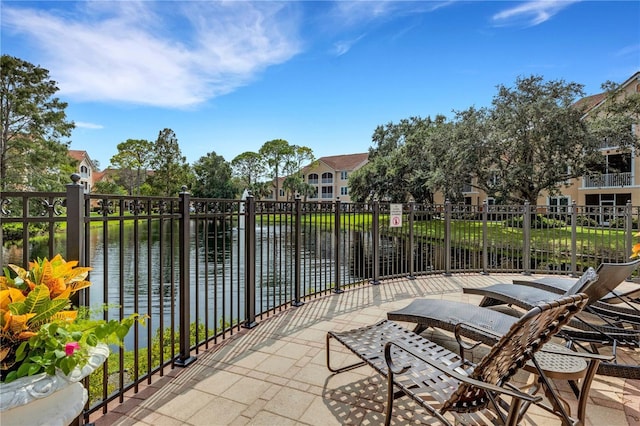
[2,1,639,170]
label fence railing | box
[1,177,638,422]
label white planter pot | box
[0,343,109,426]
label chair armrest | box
[453,321,504,341]
[384,340,542,404]
[453,321,503,360]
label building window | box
[308,173,318,185]
[548,196,569,213]
[340,186,348,196]
[321,186,333,199]
[340,171,348,180]
[322,172,333,184]
[279,189,285,197]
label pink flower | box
[65,342,80,356]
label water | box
[2,221,363,349]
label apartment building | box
[68,150,99,193]
[561,71,640,209]
[457,72,640,209]
[270,153,368,202]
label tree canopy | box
[231,151,266,195]
[351,74,638,205]
[146,128,192,196]
[191,151,236,199]
[0,55,75,191]
[109,139,153,195]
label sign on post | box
[390,203,403,228]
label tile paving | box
[92,273,640,426]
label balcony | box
[90,273,639,426]
[583,172,632,188]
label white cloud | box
[332,34,366,56]
[492,0,580,27]
[75,121,104,130]
[329,0,453,27]
[614,44,640,58]
[2,1,302,108]
[324,1,453,56]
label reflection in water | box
[2,221,366,349]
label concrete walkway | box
[92,273,640,425]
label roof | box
[576,71,640,115]
[574,92,607,113]
[68,149,87,162]
[315,153,369,171]
[68,149,98,170]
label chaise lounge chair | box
[386,268,639,380]
[463,261,640,332]
[511,260,640,324]
[512,260,640,304]
[328,294,590,425]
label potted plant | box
[0,255,141,424]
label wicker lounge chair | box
[511,260,640,324]
[463,265,640,341]
[327,294,589,426]
[512,260,640,304]
[386,270,638,380]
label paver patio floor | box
[92,273,640,426]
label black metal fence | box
[1,178,638,421]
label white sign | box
[390,203,403,228]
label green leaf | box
[22,284,51,316]
[15,341,28,361]
[8,301,26,315]
[59,356,74,375]
[29,298,68,324]
[5,371,18,383]
[116,324,131,340]
[27,363,41,376]
[17,362,32,377]
[86,334,98,347]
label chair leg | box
[577,359,601,424]
[506,398,523,426]
[384,369,395,426]
[528,357,576,426]
[326,333,366,373]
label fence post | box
[444,200,451,276]
[176,187,196,367]
[408,201,416,280]
[370,200,380,284]
[243,195,258,328]
[481,200,489,275]
[570,201,577,276]
[66,174,86,310]
[66,174,85,267]
[522,201,531,275]
[626,200,633,259]
[333,198,343,293]
[293,196,304,305]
